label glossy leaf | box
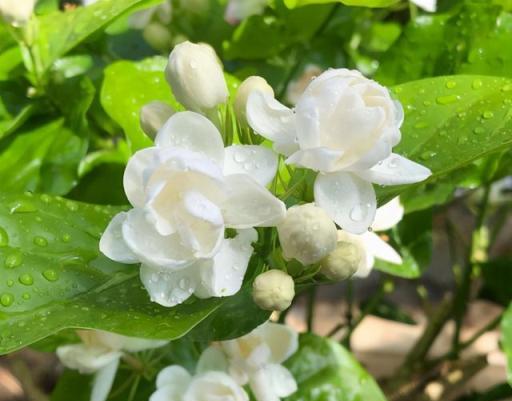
[100,57,181,152]
[285,333,387,401]
[28,0,157,75]
[0,192,268,354]
[376,75,512,205]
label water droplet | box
[22,293,31,300]
[178,278,189,290]
[414,121,428,129]
[9,200,36,214]
[6,280,14,287]
[5,252,23,269]
[33,236,48,247]
[473,127,485,135]
[65,201,78,212]
[388,157,400,168]
[0,293,14,307]
[436,95,460,105]
[349,204,369,222]
[42,269,59,282]
[501,84,512,92]
[423,100,432,106]
[482,111,494,119]
[472,79,483,90]
[0,227,8,247]
[445,81,457,89]
[61,234,71,243]
[40,194,51,204]
[19,273,33,286]
[234,150,247,163]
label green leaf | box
[100,57,181,152]
[500,303,512,385]
[285,333,387,401]
[376,75,512,205]
[0,192,268,354]
[481,259,512,306]
[283,0,398,8]
[0,119,86,195]
[29,0,156,76]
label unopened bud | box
[0,0,36,26]
[165,41,228,113]
[252,270,295,311]
[277,204,337,265]
[234,76,273,126]
[140,101,175,139]
[320,231,366,281]
[143,23,173,52]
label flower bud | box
[165,41,228,113]
[139,101,175,139]
[235,76,273,126]
[0,0,36,26]
[252,270,295,311]
[277,204,337,265]
[320,231,365,281]
[143,23,173,52]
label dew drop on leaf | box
[0,294,14,307]
[436,95,460,105]
[0,227,8,247]
[5,252,23,269]
[33,236,48,247]
[42,269,59,282]
[18,274,33,286]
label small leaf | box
[500,303,512,385]
[284,0,398,8]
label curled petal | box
[196,346,229,374]
[56,344,121,374]
[224,145,278,187]
[286,147,344,173]
[99,212,138,264]
[156,365,192,390]
[155,111,224,166]
[222,175,286,228]
[122,208,194,270]
[124,147,161,208]
[314,172,376,234]
[373,197,404,232]
[184,372,249,401]
[354,153,432,186]
[257,322,299,364]
[140,263,200,307]
[91,359,120,401]
[195,229,258,298]
[246,91,297,156]
[361,231,402,265]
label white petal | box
[184,372,249,401]
[87,331,167,352]
[56,344,121,374]
[222,175,286,228]
[261,364,298,397]
[91,358,119,401]
[156,365,192,389]
[196,229,258,298]
[314,172,376,234]
[140,263,200,307]
[124,147,160,208]
[286,147,343,173]
[149,387,183,401]
[411,0,436,12]
[224,145,278,187]
[361,231,402,265]
[257,322,299,364]
[155,111,224,166]
[354,153,432,186]
[99,212,138,264]
[246,91,297,155]
[122,208,194,270]
[373,197,404,232]
[196,346,229,374]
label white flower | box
[150,366,248,401]
[199,322,299,401]
[225,0,267,25]
[411,0,436,12]
[0,0,36,26]
[235,76,274,126]
[100,111,285,307]
[57,330,167,401]
[252,270,295,311]
[331,197,404,278]
[247,69,431,234]
[277,203,337,265]
[166,41,228,113]
[128,1,172,29]
[140,101,175,139]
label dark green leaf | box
[285,333,387,401]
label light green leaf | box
[501,303,512,385]
[28,0,156,76]
[100,57,181,152]
[376,75,512,205]
[0,192,268,354]
[284,0,398,8]
[285,333,387,401]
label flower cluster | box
[57,330,167,401]
[100,39,431,311]
[150,322,298,401]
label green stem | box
[451,184,491,355]
[342,280,354,349]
